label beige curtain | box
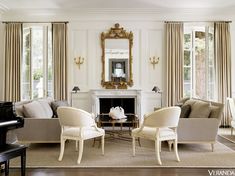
[215,22,231,127]
[165,22,184,106]
[52,23,68,100]
[4,23,22,102]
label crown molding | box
[1,7,234,21]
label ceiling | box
[0,0,234,21]
[0,0,235,9]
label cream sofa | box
[176,98,224,151]
[14,98,67,143]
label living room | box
[0,0,235,176]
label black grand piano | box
[0,101,26,176]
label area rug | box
[10,139,235,168]
[219,128,235,144]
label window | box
[183,24,215,100]
[21,24,52,100]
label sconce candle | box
[149,56,159,69]
[74,56,84,69]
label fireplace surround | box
[90,89,141,118]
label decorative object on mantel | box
[109,106,127,120]
[149,56,159,69]
[152,86,162,107]
[71,86,80,106]
[101,23,133,89]
[74,56,84,69]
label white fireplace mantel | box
[90,89,142,118]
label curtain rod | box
[2,21,69,24]
[165,21,232,23]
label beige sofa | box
[176,98,224,151]
[14,98,65,143]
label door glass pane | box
[195,30,206,99]
[208,27,215,100]
[32,27,43,99]
[21,28,31,100]
[47,26,53,97]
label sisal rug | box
[219,127,235,144]
[10,138,235,168]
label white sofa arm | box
[178,118,220,143]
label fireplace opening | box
[99,98,135,114]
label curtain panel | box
[165,22,184,106]
[215,22,231,127]
[52,23,68,100]
[4,23,22,102]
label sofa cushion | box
[51,100,69,117]
[38,100,53,118]
[188,101,211,118]
[15,100,31,116]
[184,99,197,106]
[23,101,52,118]
[180,104,191,118]
[209,105,221,119]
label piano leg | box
[21,149,26,176]
[5,160,9,176]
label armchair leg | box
[58,138,66,161]
[101,135,105,155]
[76,140,78,151]
[167,140,173,151]
[211,143,214,152]
[155,140,162,165]
[77,140,84,164]
[174,139,180,162]
[132,136,136,156]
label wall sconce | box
[149,56,159,69]
[74,56,84,69]
[152,86,162,108]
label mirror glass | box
[105,39,129,82]
[101,24,133,89]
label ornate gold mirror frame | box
[101,23,133,89]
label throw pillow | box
[209,105,220,119]
[23,101,49,118]
[180,104,191,118]
[188,101,211,118]
[51,100,69,117]
[38,100,53,118]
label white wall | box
[0,10,235,116]
[68,21,163,116]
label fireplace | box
[99,98,135,114]
[90,89,141,118]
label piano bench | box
[0,144,26,176]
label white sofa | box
[14,98,68,143]
[177,98,224,151]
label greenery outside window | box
[21,24,52,100]
[183,24,215,100]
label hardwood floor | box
[2,135,235,176]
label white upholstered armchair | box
[132,106,181,165]
[57,107,105,164]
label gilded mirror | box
[101,23,133,89]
